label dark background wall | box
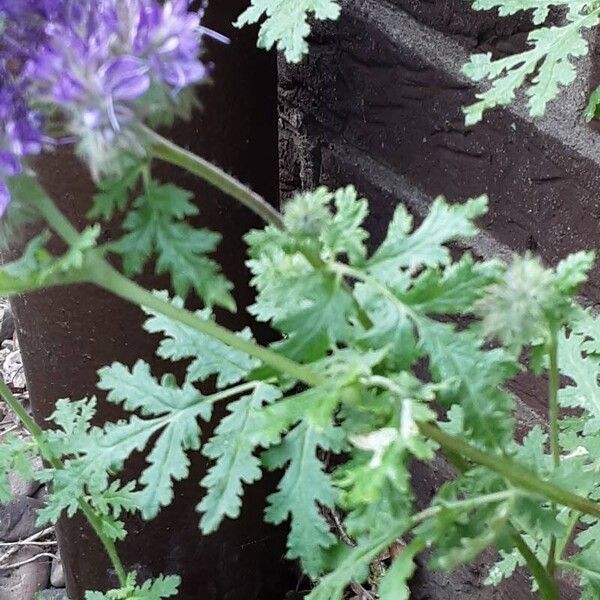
[278,1,598,596]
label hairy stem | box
[511,530,559,600]
[547,326,560,575]
[145,132,374,328]
[557,511,580,560]
[0,379,127,586]
[419,422,600,520]
[548,327,561,469]
[142,126,285,229]
[89,260,325,388]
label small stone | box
[36,589,68,600]
[0,497,45,542]
[9,456,43,498]
[0,547,51,600]
[0,308,14,343]
[50,557,64,588]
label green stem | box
[511,530,559,600]
[557,559,600,581]
[0,379,127,586]
[142,126,285,229]
[145,132,374,329]
[88,260,325,389]
[547,326,560,575]
[557,511,580,560]
[418,421,600,520]
[410,490,516,525]
[548,327,560,469]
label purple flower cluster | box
[0,0,209,212]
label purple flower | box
[0,0,210,189]
[23,0,209,177]
[0,65,43,215]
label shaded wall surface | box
[9,2,294,599]
[278,0,598,597]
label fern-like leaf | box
[464,2,600,123]
[235,0,341,63]
[143,294,260,388]
[198,383,281,533]
[263,422,344,577]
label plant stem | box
[145,132,374,329]
[410,490,516,525]
[418,421,600,520]
[0,379,127,586]
[88,260,325,389]
[511,530,560,600]
[557,559,600,581]
[547,326,560,575]
[142,126,285,229]
[557,511,580,560]
[548,327,560,469]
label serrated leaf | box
[98,361,212,518]
[0,224,99,295]
[274,276,354,361]
[471,0,589,25]
[198,384,282,533]
[398,254,501,314]
[84,573,180,600]
[143,295,260,389]
[0,434,36,503]
[558,329,600,434]
[320,185,369,264]
[114,182,234,310]
[88,160,144,220]
[463,5,600,123]
[263,422,344,577]
[555,250,595,295]
[235,0,341,63]
[98,360,202,414]
[419,320,517,447]
[378,538,424,600]
[369,196,487,275]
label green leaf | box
[555,251,595,295]
[39,361,214,525]
[558,330,600,434]
[419,320,517,447]
[471,0,589,25]
[98,361,212,518]
[0,225,99,295]
[306,525,407,600]
[88,160,144,220]
[0,434,36,503]
[263,422,344,577]
[463,4,600,123]
[378,538,424,600]
[586,84,600,121]
[273,276,354,361]
[84,573,180,600]
[369,196,487,276]
[235,0,341,63]
[115,182,234,310]
[143,294,260,389]
[485,549,523,586]
[198,384,282,533]
[398,254,501,315]
[320,185,369,264]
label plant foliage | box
[464,0,600,123]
